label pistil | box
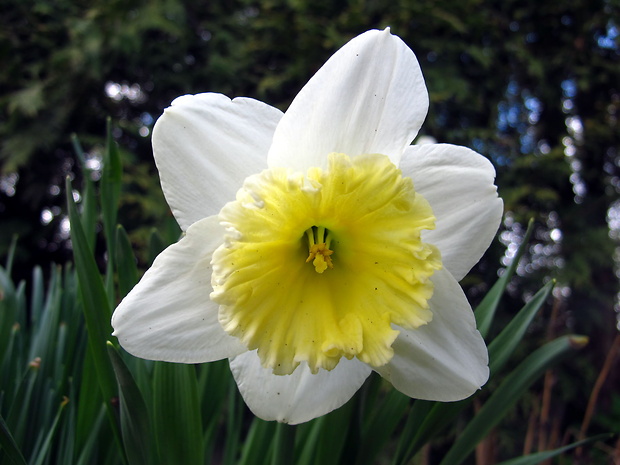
[305,226,334,273]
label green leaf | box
[107,343,155,465]
[357,387,409,465]
[197,360,230,458]
[72,133,97,251]
[0,265,18,368]
[66,177,122,453]
[295,418,323,465]
[311,401,355,465]
[115,225,139,299]
[488,280,554,374]
[80,172,98,253]
[31,397,69,465]
[57,379,78,465]
[497,434,613,465]
[75,347,104,450]
[272,423,296,465]
[390,399,434,465]
[75,407,107,465]
[439,335,588,465]
[476,218,534,338]
[152,362,204,465]
[237,419,276,465]
[6,360,39,451]
[100,118,123,297]
[4,234,18,274]
[395,399,468,465]
[393,279,553,464]
[222,380,244,465]
[0,412,27,465]
[148,228,166,266]
[71,133,87,167]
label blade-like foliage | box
[439,335,589,465]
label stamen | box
[305,226,334,273]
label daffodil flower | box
[111,28,503,424]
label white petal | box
[230,351,371,424]
[268,28,428,171]
[400,144,503,281]
[375,268,489,400]
[112,216,247,363]
[153,93,283,230]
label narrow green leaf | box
[66,177,123,454]
[71,133,87,167]
[476,218,534,338]
[72,133,97,250]
[107,343,155,465]
[57,379,78,465]
[29,266,62,370]
[272,423,296,465]
[100,119,123,274]
[75,346,104,450]
[391,399,434,465]
[115,225,139,299]
[0,322,21,402]
[4,234,18,274]
[396,400,468,465]
[198,360,232,459]
[439,335,588,465]
[237,419,277,465]
[497,434,613,465]
[0,266,18,367]
[75,407,107,465]
[396,280,555,464]
[6,361,39,451]
[295,418,323,465]
[31,397,69,465]
[311,401,355,465]
[29,265,45,328]
[488,280,554,374]
[153,362,204,465]
[81,172,98,252]
[67,176,115,376]
[148,228,166,266]
[357,388,409,465]
[223,380,244,465]
[0,412,27,465]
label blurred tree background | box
[1,0,618,461]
